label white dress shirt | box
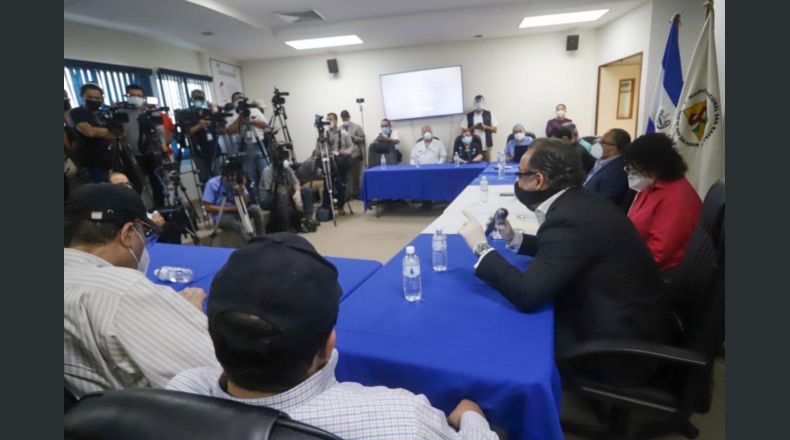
[168,349,498,439]
[64,248,218,397]
[411,139,448,164]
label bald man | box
[410,125,447,165]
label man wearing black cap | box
[168,233,498,439]
[65,183,219,397]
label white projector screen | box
[380,66,464,121]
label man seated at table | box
[458,138,677,387]
[583,128,633,209]
[167,233,498,439]
[65,183,218,397]
[202,160,267,239]
[411,125,447,165]
[453,129,484,163]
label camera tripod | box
[174,123,212,224]
[207,183,255,240]
[314,122,355,226]
[110,133,155,209]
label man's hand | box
[459,211,487,252]
[493,217,515,243]
[292,191,304,212]
[178,288,207,311]
[474,123,485,130]
[152,211,166,227]
[447,399,485,430]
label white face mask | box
[127,228,151,274]
[282,159,291,168]
[590,142,603,159]
[514,132,526,141]
[128,96,145,107]
[556,110,566,118]
[627,173,655,192]
[423,132,433,141]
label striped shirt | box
[167,350,498,439]
[64,248,219,397]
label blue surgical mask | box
[193,100,205,108]
[462,136,472,145]
[579,139,592,153]
[382,127,392,136]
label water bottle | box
[453,152,460,167]
[380,155,387,169]
[432,228,448,272]
[402,246,422,302]
[480,176,489,203]
[414,153,421,168]
[154,266,194,283]
[497,151,505,178]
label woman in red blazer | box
[623,133,702,273]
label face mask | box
[628,173,655,192]
[282,159,291,168]
[590,142,603,159]
[556,110,566,118]
[193,100,205,108]
[514,132,526,141]
[514,182,562,212]
[578,139,592,153]
[85,99,102,111]
[330,121,337,129]
[127,228,151,273]
[474,101,484,111]
[64,99,71,111]
[343,122,350,128]
[462,135,472,145]
[381,127,391,136]
[423,132,433,141]
[128,96,145,107]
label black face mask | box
[84,100,102,111]
[64,99,71,112]
[514,182,561,212]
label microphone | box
[485,208,509,236]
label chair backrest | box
[700,179,725,252]
[64,386,78,414]
[367,142,397,168]
[64,388,344,440]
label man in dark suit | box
[583,128,634,209]
[550,124,596,175]
[459,138,677,386]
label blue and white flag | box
[646,15,683,134]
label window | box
[157,68,214,115]
[64,59,154,106]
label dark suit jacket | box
[583,156,629,206]
[476,188,675,359]
[571,142,596,174]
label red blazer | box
[628,177,702,271]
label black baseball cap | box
[208,233,342,347]
[65,183,158,232]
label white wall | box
[241,30,599,162]
[64,21,239,77]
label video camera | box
[99,106,131,135]
[175,107,232,129]
[220,157,246,186]
[314,114,331,127]
[272,88,289,106]
[224,97,256,118]
[138,106,170,129]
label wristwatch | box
[474,242,493,257]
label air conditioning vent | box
[275,9,325,25]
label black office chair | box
[64,385,78,414]
[64,388,344,440]
[699,179,725,253]
[560,214,725,439]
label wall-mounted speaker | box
[327,58,339,74]
[566,35,579,51]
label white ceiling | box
[64,0,647,61]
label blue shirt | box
[505,138,533,161]
[202,176,248,221]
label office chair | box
[699,179,725,253]
[64,388,344,440]
[64,386,78,414]
[560,213,725,439]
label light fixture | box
[201,31,214,36]
[285,34,363,50]
[519,9,609,28]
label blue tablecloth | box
[146,243,382,302]
[335,234,562,440]
[361,163,488,210]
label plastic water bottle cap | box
[406,246,415,254]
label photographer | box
[202,160,266,239]
[68,83,115,183]
[259,148,319,233]
[314,112,354,214]
[184,89,221,186]
[116,84,170,208]
[225,91,272,202]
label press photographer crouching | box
[68,83,115,183]
[259,146,319,233]
[202,159,266,240]
[109,171,187,244]
[175,90,226,186]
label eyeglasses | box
[623,165,641,175]
[515,170,539,179]
[135,221,159,248]
[600,140,617,147]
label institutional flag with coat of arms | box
[672,1,724,194]
[646,14,683,134]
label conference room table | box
[146,243,383,303]
[360,162,488,211]
[335,233,562,440]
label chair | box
[560,213,725,439]
[699,179,725,253]
[64,386,78,414]
[367,142,398,168]
[64,388,344,440]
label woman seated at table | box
[452,128,484,163]
[504,123,535,163]
[623,133,702,276]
